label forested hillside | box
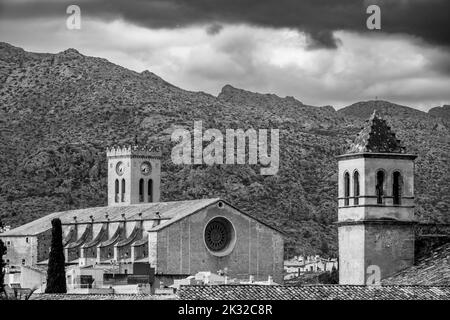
[0,42,448,257]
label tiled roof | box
[347,110,405,154]
[29,293,177,300]
[0,198,220,236]
[382,243,450,285]
[177,285,450,300]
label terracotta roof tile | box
[382,243,450,285]
[29,293,177,300]
[178,285,450,300]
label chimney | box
[138,212,144,228]
[105,214,110,238]
[152,211,161,227]
[73,216,78,239]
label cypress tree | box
[45,218,67,293]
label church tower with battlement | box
[337,111,417,285]
[106,145,162,206]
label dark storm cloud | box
[1,0,449,49]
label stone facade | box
[1,229,52,266]
[148,202,284,284]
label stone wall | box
[1,235,36,266]
[149,202,284,284]
[364,222,415,281]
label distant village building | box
[284,255,338,276]
[171,271,278,291]
[0,145,284,290]
[0,225,11,233]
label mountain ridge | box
[0,42,448,258]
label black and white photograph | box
[0,0,449,311]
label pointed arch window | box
[148,179,153,203]
[376,170,384,204]
[139,179,144,202]
[393,171,402,205]
[121,179,126,202]
[115,179,119,203]
[344,172,350,206]
[353,171,360,205]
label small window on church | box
[344,172,350,206]
[139,179,144,202]
[376,170,384,204]
[148,179,153,203]
[115,179,119,203]
[353,171,360,205]
[26,237,29,243]
[393,171,402,205]
[22,259,25,265]
[121,179,126,202]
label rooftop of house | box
[29,293,176,300]
[177,284,450,300]
[382,242,450,286]
[347,110,406,154]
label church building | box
[0,145,284,285]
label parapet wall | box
[106,145,162,158]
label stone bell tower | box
[106,145,162,206]
[337,111,417,285]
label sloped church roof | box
[0,198,219,236]
[347,110,405,154]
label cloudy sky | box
[0,0,449,110]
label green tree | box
[45,218,67,293]
[320,239,330,258]
[330,265,339,284]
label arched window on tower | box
[344,172,350,206]
[376,170,384,204]
[148,179,153,203]
[353,171,360,205]
[393,171,402,205]
[121,179,126,202]
[115,179,119,203]
[139,179,144,202]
